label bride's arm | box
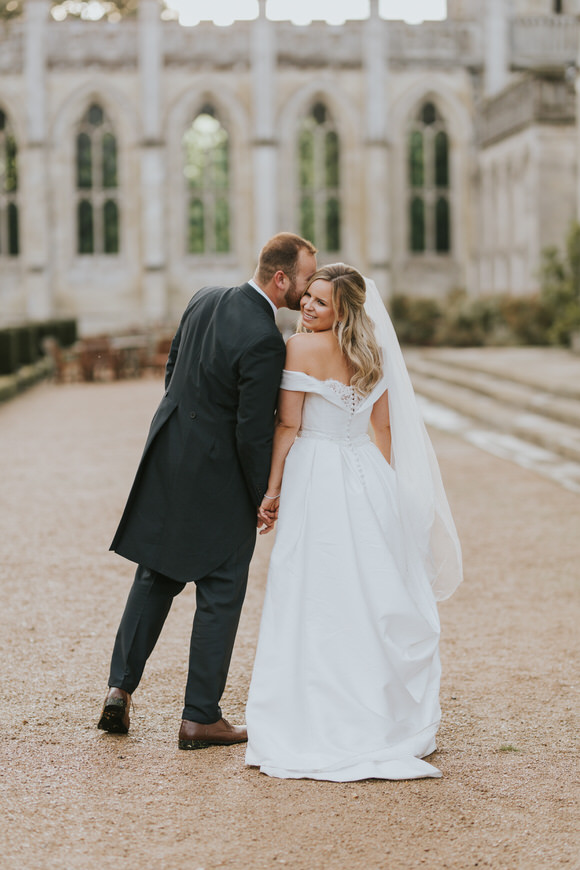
[258,387,304,533]
[266,388,305,494]
[258,337,311,531]
[370,389,392,466]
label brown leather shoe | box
[178,717,247,750]
[97,687,131,734]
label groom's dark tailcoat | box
[110,283,286,582]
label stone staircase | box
[403,347,580,492]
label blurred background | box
[3,11,580,870]
[1,0,580,342]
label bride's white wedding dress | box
[245,369,443,781]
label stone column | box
[484,0,510,97]
[251,0,278,250]
[22,0,51,320]
[364,0,390,300]
[138,0,166,323]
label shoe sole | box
[178,739,212,750]
[97,704,129,734]
[178,738,247,750]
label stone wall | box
[477,122,577,295]
[0,1,578,332]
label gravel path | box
[0,378,578,869]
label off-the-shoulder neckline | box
[282,369,353,389]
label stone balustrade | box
[162,19,251,69]
[511,16,579,69]
[477,75,576,145]
[276,21,364,69]
[2,12,580,76]
[387,20,482,65]
[46,19,138,69]
[1,15,487,73]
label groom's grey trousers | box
[107,534,255,723]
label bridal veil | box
[363,277,463,602]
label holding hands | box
[257,492,281,535]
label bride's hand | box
[258,494,280,534]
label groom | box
[98,233,317,749]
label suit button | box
[190,411,197,419]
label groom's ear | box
[273,270,288,290]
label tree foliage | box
[0,0,140,21]
[0,0,22,20]
[539,221,580,345]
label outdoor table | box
[109,335,149,379]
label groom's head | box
[255,233,317,311]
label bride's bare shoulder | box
[286,331,333,348]
[285,332,330,373]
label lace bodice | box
[280,370,387,443]
[325,379,365,413]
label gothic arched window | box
[298,102,341,253]
[0,109,19,257]
[75,103,120,255]
[407,101,451,255]
[183,107,231,254]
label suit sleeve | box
[236,334,286,506]
[164,320,183,390]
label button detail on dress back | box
[326,380,362,413]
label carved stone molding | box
[46,20,138,69]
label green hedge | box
[389,290,558,348]
[0,319,77,375]
[35,319,77,354]
[0,330,18,376]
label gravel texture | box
[0,378,578,869]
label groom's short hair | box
[256,233,317,285]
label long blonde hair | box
[297,263,382,396]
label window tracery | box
[75,103,119,255]
[0,108,19,257]
[407,101,451,255]
[183,107,231,255]
[298,102,341,253]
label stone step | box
[408,369,580,465]
[416,347,580,401]
[404,351,580,429]
[416,394,580,495]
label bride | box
[245,263,463,782]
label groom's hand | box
[257,508,275,534]
[257,496,280,534]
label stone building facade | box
[0,0,579,333]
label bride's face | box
[300,279,336,332]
